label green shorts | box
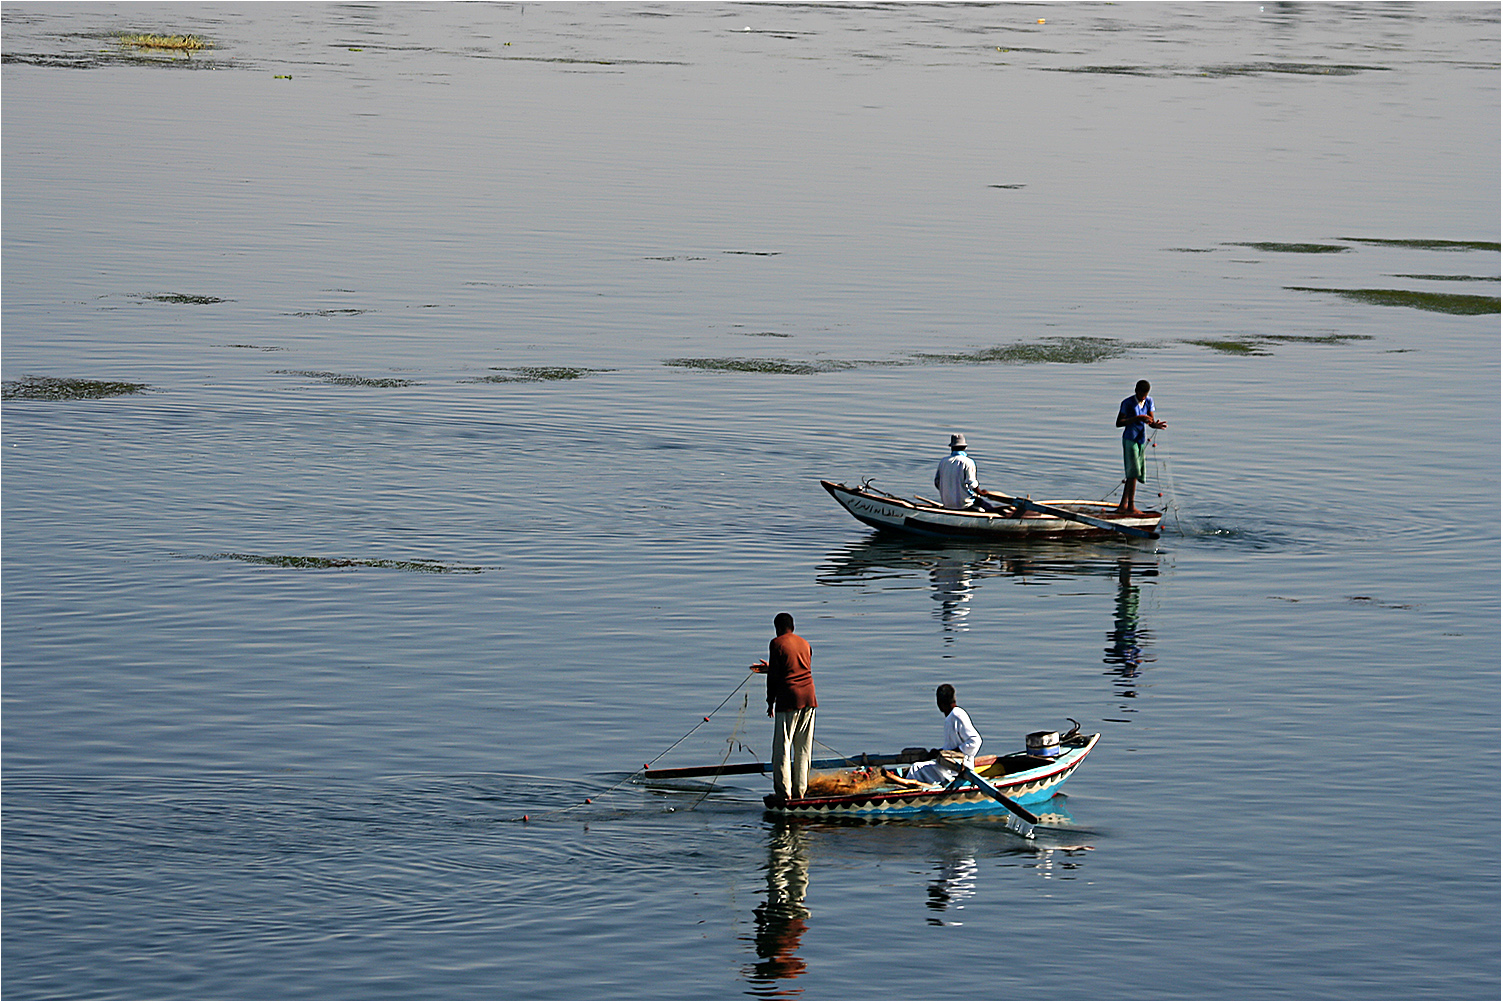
[1123,440,1146,481]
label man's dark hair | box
[774,612,795,633]
[1135,379,1151,394]
[936,683,956,704]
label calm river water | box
[3,3,1499,1000]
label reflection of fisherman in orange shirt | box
[743,824,811,986]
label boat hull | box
[822,480,1160,540]
[764,733,1100,817]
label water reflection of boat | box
[818,533,1160,588]
[742,806,1092,991]
[821,534,1159,627]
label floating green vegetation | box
[1049,64,1158,75]
[200,552,480,573]
[2,375,153,400]
[1341,237,1500,252]
[1260,333,1374,344]
[1225,241,1349,254]
[274,370,417,387]
[1185,339,1273,356]
[468,366,613,383]
[1185,333,1373,355]
[1391,274,1499,282]
[136,292,228,304]
[1168,247,1218,253]
[663,357,855,375]
[1201,62,1384,77]
[1285,287,1500,315]
[118,33,211,50]
[913,337,1141,365]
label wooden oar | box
[643,750,928,781]
[977,489,1159,540]
[958,766,1040,824]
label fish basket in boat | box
[1026,731,1061,757]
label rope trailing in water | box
[517,670,756,822]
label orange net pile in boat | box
[803,768,889,797]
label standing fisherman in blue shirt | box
[1116,380,1167,515]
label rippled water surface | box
[3,3,1499,999]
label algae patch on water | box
[1225,242,1349,254]
[1186,333,1372,356]
[1185,339,1274,356]
[118,33,212,51]
[1340,237,1501,252]
[199,553,481,573]
[467,366,614,383]
[1391,274,1499,283]
[134,292,229,304]
[1286,287,1500,315]
[3,376,153,400]
[664,357,855,375]
[912,337,1145,365]
[275,370,417,387]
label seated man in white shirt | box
[883,684,983,788]
[933,434,1008,512]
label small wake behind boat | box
[822,480,1161,540]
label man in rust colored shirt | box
[751,612,817,803]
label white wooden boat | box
[822,480,1161,540]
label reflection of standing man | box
[744,823,812,985]
[1115,380,1167,515]
[751,612,816,804]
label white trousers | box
[772,707,817,800]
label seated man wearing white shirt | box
[934,434,1008,512]
[883,684,983,788]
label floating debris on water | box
[722,250,781,256]
[289,308,369,317]
[1185,339,1273,356]
[1390,274,1499,282]
[274,370,417,387]
[1201,62,1385,77]
[196,553,482,573]
[1261,333,1374,344]
[1167,247,1218,253]
[221,344,287,352]
[1187,333,1375,355]
[467,366,614,383]
[134,292,229,304]
[663,357,855,374]
[1225,241,1349,254]
[1340,237,1500,252]
[3,376,153,400]
[1285,287,1500,315]
[117,33,211,51]
[912,337,1147,365]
